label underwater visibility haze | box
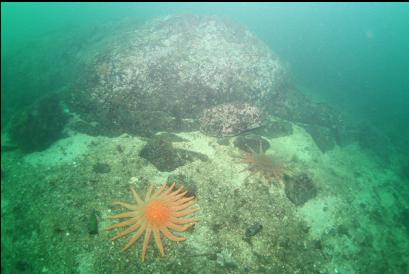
[1,2,409,274]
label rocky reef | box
[62,15,352,155]
[68,15,287,136]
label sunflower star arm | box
[121,222,147,252]
[144,185,154,201]
[171,200,196,212]
[150,183,168,199]
[163,190,188,203]
[106,216,141,230]
[159,182,176,197]
[170,217,200,224]
[173,207,200,217]
[112,201,138,210]
[160,226,186,241]
[245,143,257,154]
[170,190,189,200]
[141,228,152,262]
[167,222,195,232]
[173,196,195,205]
[130,187,144,205]
[109,210,142,219]
[153,228,165,256]
[169,186,185,197]
[110,222,141,240]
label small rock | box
[284,173,317,206]
[245,223,263,238]
[233,134,270,153]
[87,209,99,235]
[116,144,124,153]
[140,137,208,172]
[92,163,111,174]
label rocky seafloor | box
[2,122,409,273]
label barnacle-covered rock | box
[68,15,286,136]
[200,103,264,137]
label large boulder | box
[68,15,287,136]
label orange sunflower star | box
[239,142,287,185]
[106,182,199,262]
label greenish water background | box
[2,2,409,145]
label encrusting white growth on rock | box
[200,103,264,137]
[72,15,286,126]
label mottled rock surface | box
[200,103,264,137]
[233,134,270,153]
[284,173,317,206]
[68,15,286,136]
[139,136,208,172]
